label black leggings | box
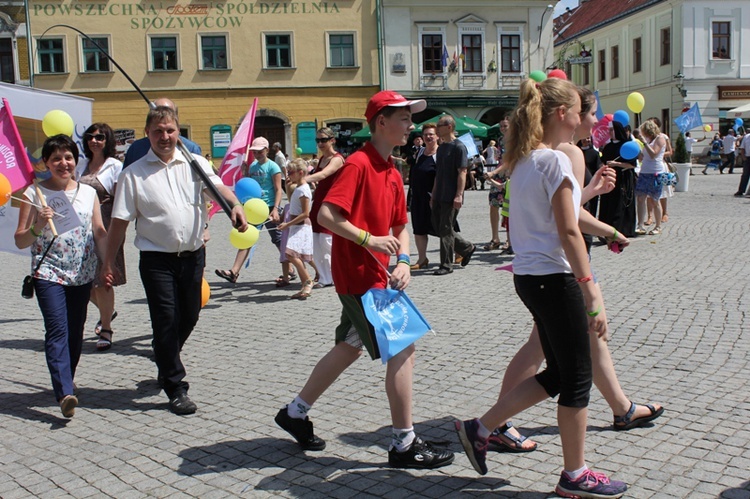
[514,273,592,408]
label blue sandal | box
[487,422,538,453]
[614,402,664,431]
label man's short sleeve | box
[111,169,138,222]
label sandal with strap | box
[483,240,501,251]
[215,269,238,283]
[95,310,118,336]
[488,422,538,453]
[96,329,113,351]
[291,280,314,300]
[648,228,661,235]
[613,401,664,431]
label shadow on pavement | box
[721,480,750,497]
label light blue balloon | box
[235,178,262,203]
[613,110,630,127]
[735,118,743,128]
[619,141,641,160]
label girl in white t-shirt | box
[455,78,627,498]
[278,159,314,299]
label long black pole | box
[39,24,236,222]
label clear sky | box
[554,0,579,17]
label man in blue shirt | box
[123,98,201,167]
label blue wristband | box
[397,253,410,264]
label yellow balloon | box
[42,110,75,137]
[626,92,645,114]
[243,198,270,225]
[703,124,711,132]
[229,225,259,249]
[0,173,11,204]
[201,278,210,308]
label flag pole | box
[33,179,58,237]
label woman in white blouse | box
[76,123,124,351]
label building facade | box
[0,1,30,85]
[382,0,556,126]
[554,0,750,151]
[25,0,381,157]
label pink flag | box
[208,98,258,218]
[0,98,35,192]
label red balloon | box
[604,114,614,122]
[547,69,568,80]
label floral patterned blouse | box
[24,183,98,286]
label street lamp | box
[674,71,687,98]
[537,4,554,50]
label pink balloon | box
[547,69,568,80]
[591,121,611,149]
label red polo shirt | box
[323,142,408,295]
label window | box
[661,109,670,136]
[582,64,589,86]
[150,36,178,70]
[421,34,443,73]
[660,28,670,65]
[611,45,619,79]
[38,38,65,73]
[633,37,642,73]
[462,34,482,73]
[1,39,14,83]
[598,49,606,82]
[500,34,521,73]
[200,35,228,69]
[265,34,291,68]
[329,33,355,68]
[712,22,730,59]
[81,37,110,72]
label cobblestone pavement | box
[1,168,749,498]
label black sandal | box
[95,311,118,336]
[96,329,113,351]
[613,401,664,431]
[215,269,238,283]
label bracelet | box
[356,230,371,247]
[576,275,593,283]
[587,306,602,317]
[232,202,242,208]
[397,260,410,267]
[397,253,411,265]
[29,224,40,237]
[612,228,618,240]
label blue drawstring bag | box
[361,288,434,364]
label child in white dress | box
[278,159,314,299]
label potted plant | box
[672,133,691,192]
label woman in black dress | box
[598,121,637,237]
[408,123,439,269]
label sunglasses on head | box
[315,137,332,143]
[85,133,106,141]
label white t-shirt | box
[740,134,750,156]
[509,148,581,276]
[685,137,697,153]
[112,148,221,253]
[723,134,736,153]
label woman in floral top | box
[14,134,107,418]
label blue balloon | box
[619,141,641,160]
[613,110,630,127]
[235,177,262,203]
[735,118,743,128]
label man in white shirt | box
[683,132,704,165]
[103,106,247,415]
[735,132,750,197]
[721,129,737,174]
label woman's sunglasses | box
[315,137,332,143]
[85,133,107,142]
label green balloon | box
[295,147,303,155]
[529,70,547,83]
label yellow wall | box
[78,86,376,151]
[29,0,379,93]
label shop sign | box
[718,86,750,100]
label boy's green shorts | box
[335,294,381,360]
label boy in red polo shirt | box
[275,91,454,469]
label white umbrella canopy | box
[727,102,750,118]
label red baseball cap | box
[364,90,427,122]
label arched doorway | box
[325,119,366,157]
[253,109,291,156]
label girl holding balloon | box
[277,159,314,299]
[635,120,667,235]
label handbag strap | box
[32,236,57,275]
